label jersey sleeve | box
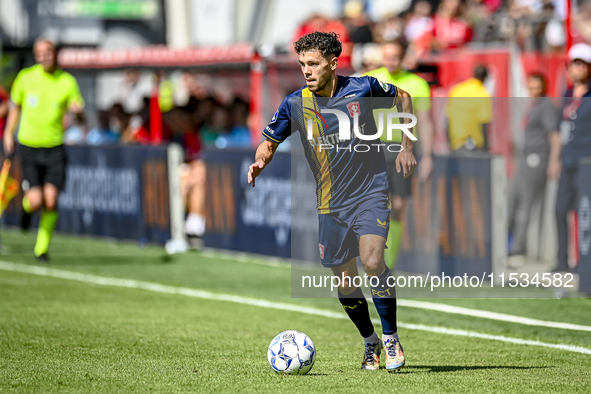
[367,76,398,98]
[67,76,85,109]
[262,97,292,143]
[10,71,25,106]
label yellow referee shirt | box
[11,64,84,148]
[364,67,431,142]
[446,78,492,151]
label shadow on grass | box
[396,365,548,374]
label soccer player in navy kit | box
[248,32,416,372]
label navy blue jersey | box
[263,75,398,213]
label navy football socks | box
[338,286,375,338]
[371,267,398,335]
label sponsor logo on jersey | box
[271,110,278,123]
[319,243,325,259]
[379,80,392,92]
[377,219,387,228]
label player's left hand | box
[395,150,417,179]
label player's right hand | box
[3,132,14,156]
[248,160,266,187]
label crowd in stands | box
[294,0,590,72]
[61,71,252,165]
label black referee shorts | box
[19,144,67,190]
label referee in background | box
[3,39,84,262]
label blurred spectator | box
[181,159,207,239]
[215,99,251,149]
[343,1,374,44]
[201,106,230,148]
[509,0,543,16]
[120,97,151,145]
[404,1,434,43]
[0,86,8,139]
[166,108,202,162]
[431,0,473,50]
[507,74,560,264]
[465,0,496,42]
[108,103,130,138]
[551,43,591,272]
[574,2,591,45]
[119,70,153,114]
[446,65,492,155]
[164,107,207,239]
[63,113,85,145]
[86,109,119,145]
[374,13,405,43]
[157,71,175,113]
[352,43,383,75]
[293,13,350,44]
[181,71,210,102]
[293,13,352,64]
[480,0,503,13]
[403,1,436,59]
[191,96,219,131]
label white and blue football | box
[267,330,316,375]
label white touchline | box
[1,261,590,356]
[205,250,591,332]
[397,299,591,332]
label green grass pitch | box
[0,230,590,392]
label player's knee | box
[363,255,384,276]
[26,191,43,211]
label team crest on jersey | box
[319,243,325,259]
[346,101,361,117]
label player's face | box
[34,42,57,72]
[527,77,544,98]
[382,43,403,74]
[298,50,336,93]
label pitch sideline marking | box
[397,299,591,332]
[201,250,591,332]
[0,261,590,356]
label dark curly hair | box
[293,31,342,58]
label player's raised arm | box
[248,139,279,187]
[394,88,417,179]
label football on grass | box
[267,330,316,374]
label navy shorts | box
[318,192,391,268]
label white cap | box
[568,43,591,64]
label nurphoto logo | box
[305,108,417,153]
